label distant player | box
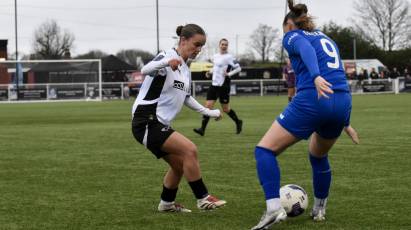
[193,38,243,136]
[251,1,353,229]
[282,58,296,102]
[132,24,226,213]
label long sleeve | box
[184,96,221,117]
[293,38,321,79]
[227,56,242,77]
[283,32,320,80]
[141,54,170,76]
[227,65,241,77]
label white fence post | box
[192,81,196,97]
[46,84,50,100]
[394,78,400,94]
[8,84,10,101]
[260,80,264,96]
[121,82,124,100]
[84,83,87,99]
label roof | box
[102,55,137,71]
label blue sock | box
[309,153,332,199]
[255,146,280,200]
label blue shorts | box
[277,89,352,140]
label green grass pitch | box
[1,94,411,229]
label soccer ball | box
[280,184,309,217]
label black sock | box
[227,109,240,123]
[201,115,210,130]
[160,185,178,202]
[188,178,208,199]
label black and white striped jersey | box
[211,53,241,86]
[132,49,191,125]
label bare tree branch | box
[353,0,409,51]
[32,19,75,59]
[248,24,279,62]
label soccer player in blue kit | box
[251,1,352,229]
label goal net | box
[0,59,102,102]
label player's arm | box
[205,68,213,79]
[291,37,321,81]
[284,33,333,98]
[226,58,242,77]
[184,95,221,119]
[141,54,181,76]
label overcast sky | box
[0,0,399,57]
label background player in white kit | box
[194,39,243,136]
[131,24,226,212]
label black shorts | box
[131,104,174,159]
[206,79,231,104]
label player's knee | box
[171,163,184,175]
[257,142,284,155]
[184,144,198,161]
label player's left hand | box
[314,76,333,99]
[344,125,360,144]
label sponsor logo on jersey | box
[173,80,185,91]
[279,113,285,119]
[161,126,170,132]
[173,80,190,93]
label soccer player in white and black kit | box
[132,24,226,212]
[193,38,243,136]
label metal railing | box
[0,77,406,103]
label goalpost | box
[0,59,102,102]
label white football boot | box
[251,207,287,230]
[311,198,327,221]
[197,195,226,210]
[311,207,326,221]
[158,201,192,213]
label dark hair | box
[176,24,205,39]
[283,0,315,31]
[219,38,228,44]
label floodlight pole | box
[156,0,160,54]
[278,0,288,96]
[235,34,239,57]
[279,0,288,65]
[353,38,357,60]
[14,0,19,100]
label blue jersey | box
[283,29,349,92]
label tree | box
[74,50,108,59]
[352,0,410,51]
[32,19,75,59]
[116,49,154,70]
[237,50,256,66]
[248,24,279,62]
[321,22,382,59]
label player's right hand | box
[314,76,333,99]
[168,59,181,71]
[215,112,223,121]
[208,109,222,120]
